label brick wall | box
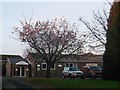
[27,55,36,77]
[6,63,11,77]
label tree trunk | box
[103,54,120,80]
[103,1,120,80]
[46,63,51,78]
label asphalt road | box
[2,77,40,90]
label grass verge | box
[27,78,120,88]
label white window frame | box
[75,63,78,67]
[41,63,47,70]
[50,64,56,70]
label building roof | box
[0,54,30,65]
[8,56,29,64]
[58,54,103,63]
[28,53,103,63]
[0,54,22,60]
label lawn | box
[27,78,120,88]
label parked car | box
[62,67,83,79]
[81,66,102,79]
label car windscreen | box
[89,66,102,71]
[69,67,80,71]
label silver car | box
[62,67,83,79]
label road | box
[2,77,40,90]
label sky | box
[0,0,113,57]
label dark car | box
[81,66,102,79]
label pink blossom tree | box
[13,18,87,78]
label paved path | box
[2,77,40,90]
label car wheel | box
[69,73,72,79]
[90,74,96,79]
[73,77,76,79]
[63,75,65,79]
[81,76,85,79]
[90,77,95,79]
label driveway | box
[2,77,40,90]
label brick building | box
[1,53,103,77]
[27,53,103,77]
[1,54,31,77]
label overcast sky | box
[0,1,112,56]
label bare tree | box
[79,2,112,53]
[13,18,87,78]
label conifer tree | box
[103,1,120,80]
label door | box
[17,66,26,77]
[21,67,25,76]
[17,67,20,76]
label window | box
[13,67,16,76]
[86,63,98,66]
[69,63,74,67]
[65,63,74,67]
[58,64,62,67]
[41,63,56,70]
[37,64,40,71]
[42,63,47,70]
[50,64,56,70]
[66,63,69,67]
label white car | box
[62,67,83,79]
